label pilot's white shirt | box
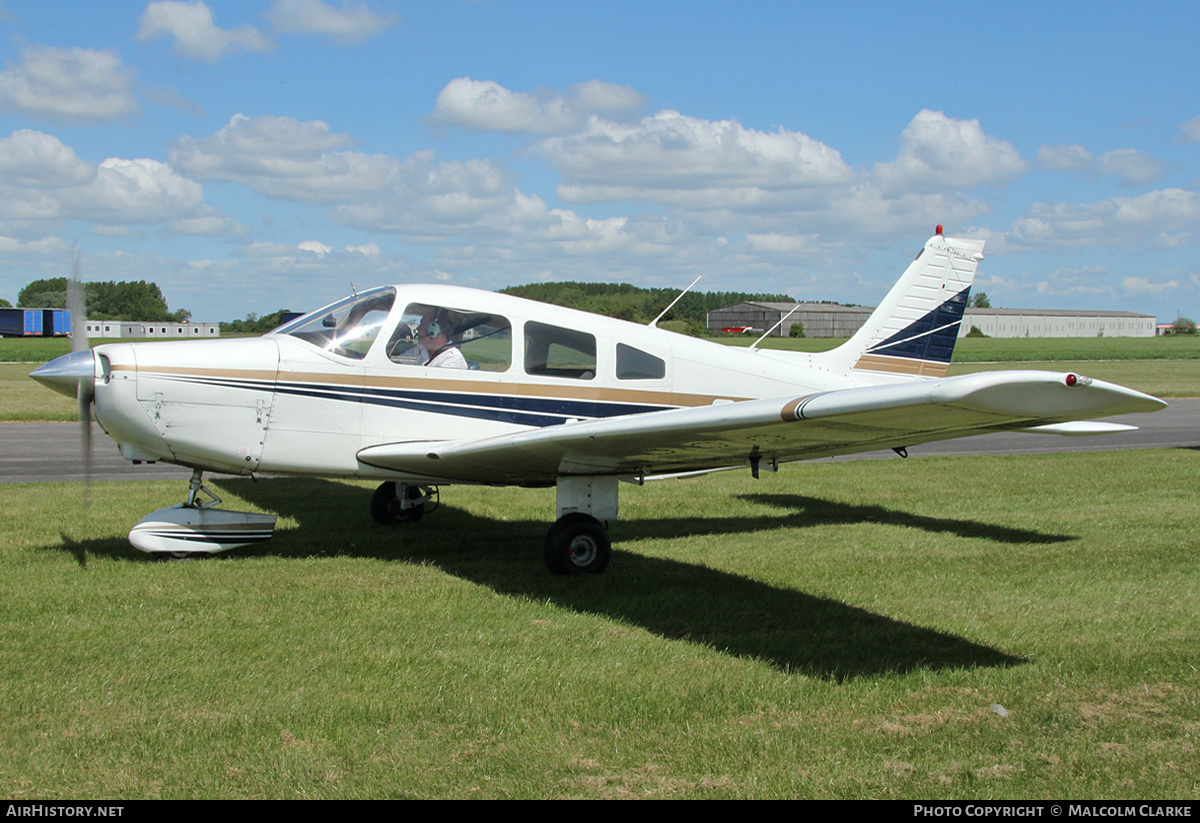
[422,345,468,369]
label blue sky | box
[1,0,1199,323]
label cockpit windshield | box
[273,287,396,360]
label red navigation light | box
[936,224,944,236]
[1065,374,1078,387]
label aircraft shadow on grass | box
[54,476,1051,681]
[732,493,1076,544]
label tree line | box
[219,282,832,338]
[220,309,292,334]
[499,281,802,332]
[16,278,191,323]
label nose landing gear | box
[128,469,277,557]
[370,481,437,525]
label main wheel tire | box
[543,513,611,575]
[370,482,425,525]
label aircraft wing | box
[356,370,1166,485]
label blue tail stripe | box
[866,287,971,363]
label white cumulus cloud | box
[168,208,246,236]
[265,0,398,45]
[330,153,553,237]
[0,130,96,187]
[170,114,399,202]
[568,80,648,117]
[429,81,1010,240]
[1122,275,1178,294]
[1177,114,1200,144]
[1096,148,1166,186]
[0,44,138,124]
[1038,143,1164,186]
[1038,144,1094,172]
[297,239,333,256]
[170,113,564,239]
[137,1,275,63]
[79,158,206,224]
[0,130,236,235]
[1006,189,1200,248]
[872,109,1028,194]
[429,77,647,134]
[540,109,854,205]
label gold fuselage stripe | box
[114,364,751,408]
[852,354,949,378]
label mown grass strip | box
[2,449,1197,798]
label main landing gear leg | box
[543,476,618,575]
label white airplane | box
[31,228,1166,574]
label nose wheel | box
[371,481,434,525]
[543,513,611,575]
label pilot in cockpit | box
[415,309,468,369]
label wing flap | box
[356,370,1165,485]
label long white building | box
[85,320,220,339]
[959,308,1155,338]
[707,302,1156,338]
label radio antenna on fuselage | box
[650,275,702,328]
[749,303,802,351]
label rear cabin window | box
[524,321,596,380]
[386,303,512,372]
[616,344,666,380]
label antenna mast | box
[650,276,702,328]
[749,303,802,351]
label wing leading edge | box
[356,371,1166,485]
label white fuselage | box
[89,284,886,483]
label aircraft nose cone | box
[29,349,96,398]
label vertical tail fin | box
[818,230,985,379]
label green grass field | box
[4,332,1198,798]
[2,450,1197,799]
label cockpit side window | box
[276,288,395,360]
[524,321,596,380]
[616,344,666,380]
[386,303,512,372]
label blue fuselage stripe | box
[153,374,673,428]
